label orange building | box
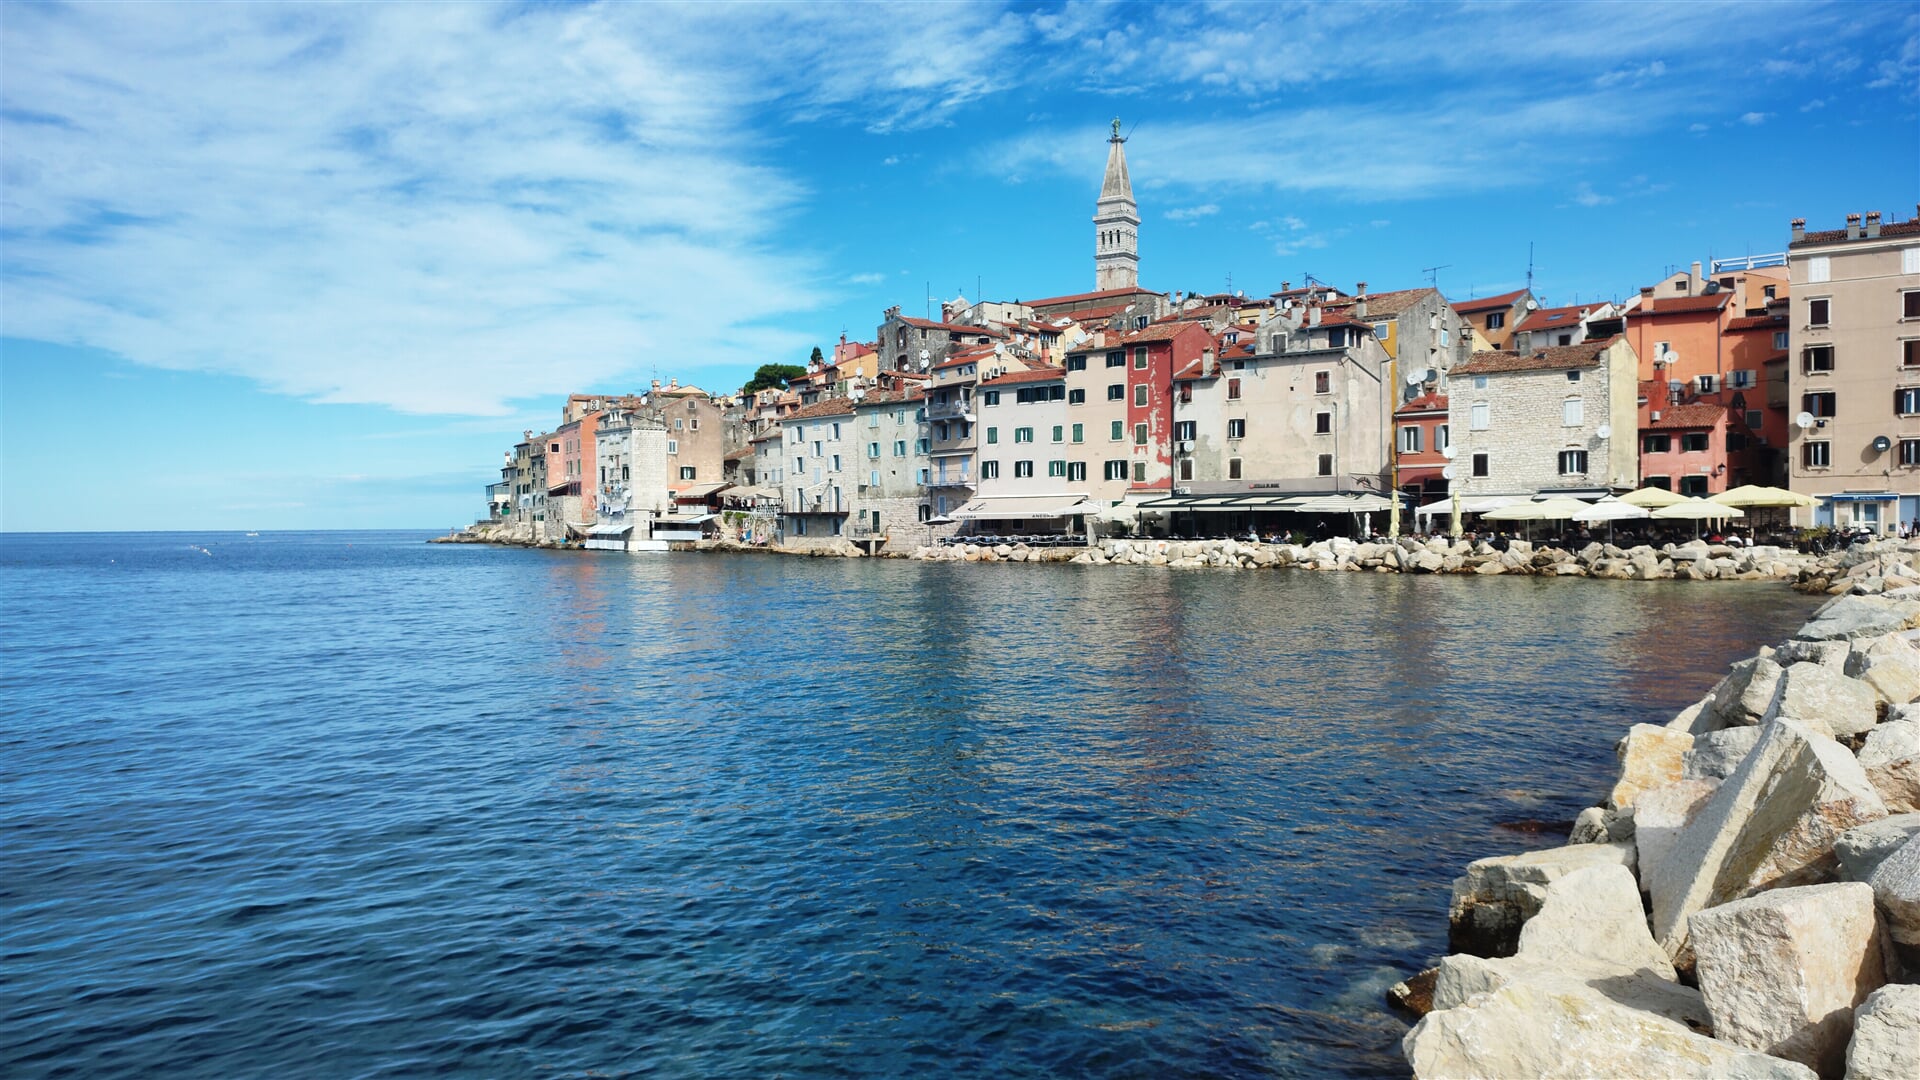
[1451,289,1533,350]
[1393,392,1450,501]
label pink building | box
[1393,392,1450,501]
[1638,403,1729,496]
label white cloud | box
[1573,182,1615,207]
[0,3,1034,415]
[847,272,887,285]
[1166,203,1219,221]
[1739,111,1771,125]
[1688,122,1711,133]
[1801,98,1828,111]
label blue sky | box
[2,0,1915,530]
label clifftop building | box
[1093,119,1139,291]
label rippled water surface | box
[1,531,1819,1078]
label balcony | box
[924,398,975,422]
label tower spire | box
[1093,118,1139,290]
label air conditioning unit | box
[1651,410,1662,422]
[1696,374,1719,393]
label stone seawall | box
[1395,539,1920,1080]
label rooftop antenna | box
[926,281,932,321]
[1423,264,1450,289]
[1526,242,1535,294]
[1224,271,1234,295]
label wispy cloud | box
[847,272,888,285]
[1738,111,1771,125]
[1572,182,1615,207]
[1166,203,1219,221]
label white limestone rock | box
[1610,724,1695,811]
[1689,882,1887,1077]
[1867,834,1920,955]
[1651,720,1887,962]
[1799,596,1920,642]
[1448,842,1635,958]
[1669,693,1718,735]
[1513,864,1675,980]
[1570,804,1636,844]
[1835,814,1920,883]
[1857,721,1920,814]
[1635,778,1723,908]
[1776,638,1853,670]
[1710,657,1787,729]
[1844,984,1920,1080]
[1763,662,1880,739]
[1686,726,1765,781]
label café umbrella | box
[1652,496,1745,538]
[1483,495,1588,540]
[1572,496,1650,542]
[1619,486,1689,509]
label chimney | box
[1791,217,1806,242]
[1202,346,1216,376]
[1689,261,1702,295]
[1308,304,1322,327]
[1846,213,1862,239]
[1354,281,1369,321]
[651,379,662,393]
[1281,280,1291,293]
[1866,210,1882,239]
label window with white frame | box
[980,460,999,480]
[1562,398,1583,426]
[1068,462,1086,482]
[1804,345,1834,373]
[680,466,697,480]
[1227,418,1246,439]
[1807,256,1830,283]
[1316,453,1333,476]
[1897,388,1920,416]
[1729,369,1756,389]
[1470,402,1490,430]
[1472,375,1488,389]
[1774,330,1789,349]
[1133,384,1148,407]
[1471,452,1489,477]
[1133,347,1148,369]
[1808,297,1830,326]
[1104,460,1128,480]
[1802,440,1830,468]
[1133,423,1148,445]
[1227,458,1242,480]
[1901,439,1920,467]
[1399,425,1422,453]
[1557,449,1588,475]
[1131,462,1146,483]
[1436,424,1449,452]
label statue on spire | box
[1094,119,1139,289]
[1111,116,1122,140]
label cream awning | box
[954,494,1094,520]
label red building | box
[1393,392,1450,500]
[1125,320,1212,495]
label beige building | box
[1448,338,1639,498]
[1786,210,1920,532]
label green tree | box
[741,362,807,395]
[809,346,825,366]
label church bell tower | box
[1093,118,1139,291]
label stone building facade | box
[1448,338,1640,498]
[850,386,944,549]
[779,398,857,546]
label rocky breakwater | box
[431,522,554,547]
[915,535,1819,579]
[1399,583,1920,1079]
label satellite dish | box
[1596,424,1612,440]
[918,349,930,359]
[1441,465,1457,480]
[1795,412,1815,430]
[1404,368,1423,385]
[1524,298,1538,310]
[1873,435,1893,453]
[1441,445,1457,459]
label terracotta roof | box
[724,447,753,461]
[1453,336,1619,376]
[1627,293,1732,317]
[1515,303,1593,331]
[1792,217,1920,247]
[1328,287,1438,319]
[1727,314,1788,331]
[899,316,993,335]
[783,398,856,421]
[1650,403,1727,430]
[1123,321,1210,345]
[855,386,925,405]
[982,366,1066,386]
[1057,302,1134,325]
[1023,286,1157,308]
[1395,392,1448,415]
[1451,288,1531,315]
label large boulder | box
[1849,635,1920,705]
[1448,842,1635,957]
[1844,984,1920,1080]
[1686,726,1765,781]
[1635,778,1723,904]
[1798,595,1920,642]
[1689,882,1887,1077]
[1867,834,1920,972]
[1650,720,1887,962]
[1857,721,1920,813]
[1775,638,1852,670]
[1710,657,1788,729]
[1835,813,1920,882]
[1762,662,1880,739]
[1610,724,1695,811]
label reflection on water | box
[0,534,1817,1079]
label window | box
[1907,340,1920,368]
[1314,411,1332,435]
[1110,420,1124,441]
[1803,391,1836,417]
[986,427,998,444]
[1317,453,1334,477]
[933,425,946,443]
[1643,433,1671,454]
[668,439,680,455]
[1901,439,1920,467]
[1644,474,1671,490]
[1558,449,1588,475]
[1804,345,1834,373]
[1179,459,1193,480]
[1727,432,1746,452]
[1133,347,1149,369]
[1774,330,1789,350]
[1052,425,1064,443]
[1067,355,1087,371]
[1328,327,1347,348]
[1015,427,1034,443]
[831,454,841,471]
[1227,418,1246,440]
[1470,403,1490,430]
[1314,371,1331,394]
[1897,388,1920,416]
[794,455,805,473]
[1681,432,1710,452]
[1679,475,1709,497]
[1471,452,1489,478]
[1487,312,1505,330]
[1133,423,1148,445]
[1133,384,1149,407]
[1907,248,1920,274]
[1745,410,1763,432]
[1472,375,1488,389]
[1068,462,1086,482]
[1227,377,1242,400]
[680,466,697,480]
[1436,425,1449,452]
[1808,297,1830,326]
[1104,460,1128,480]
[1228,458,1242,480]
[675,418,684,431]
[1565,370,1582,383]
[982,390,1000,406]
[1175,420,1197,441]
[1106,351,1125,368]
[1072,423,1084,443]
[1562,398,1583,426]
[894,440,907,456]
[869,470,880,488]
[1729,369,1756,389]
[868,442,880,458]
[1373,322,1390,338]
[1399,425,1422,453]
[1068,388,1086,404]
[832,423,841,439]
[1132,462,1146,483]
[915,438,930,454]
[1802,440,1830,468]
[1108,384,1125,400]
[980,460,1000,480]
[1807,256,1830,283]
